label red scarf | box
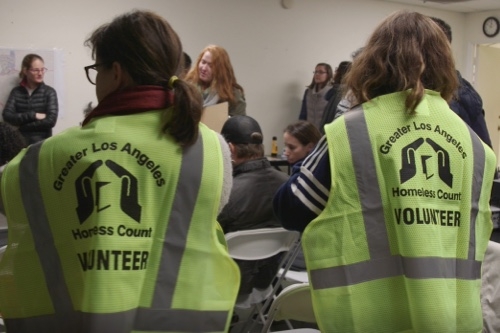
[82,86,173,126]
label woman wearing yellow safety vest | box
[274,10,496,333]
[0,10,240,333]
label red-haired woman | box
[186,45,246,116]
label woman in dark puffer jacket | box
[2,53,58,144]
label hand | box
[35,113,46,120]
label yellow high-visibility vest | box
[0,109,240,333]
[304,91,495,333]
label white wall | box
[463,11,500,165]
[476,45,500,159]
[463,11,500,81]
[0,0,474,152]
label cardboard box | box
[201,102,228,133]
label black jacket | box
[319,83,343,134]
[217,158,289,233]
[449,71,491,147]
[2,82,58,144]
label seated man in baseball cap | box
[218,115,289,299]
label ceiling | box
[375,0,500,12]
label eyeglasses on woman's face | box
[84,63,106,85]
[29,67,48,74]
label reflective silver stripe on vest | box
[467,126,485,260]
[19,142,76,332]
[345,106,391,260]
[12,134,228,333]
[310,108,485,290]
[5,308,228,333]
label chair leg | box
[237,305,259,333]
[244,303,263,333]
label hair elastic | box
[168,76,179,89]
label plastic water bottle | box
[271,136,278,157]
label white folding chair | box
[277,239,309,287]
[278,267,309,285]
[225,228,301,333]
[260,283,319,333]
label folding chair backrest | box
[226,228,301,333]
[225,228,300,261]
[274,283,316,322]
[261,283,317,333]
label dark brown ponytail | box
[163,79,203,147]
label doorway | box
[474,44,500,163]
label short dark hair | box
[183,52,192,69]
[333,61,351,84]
[430,17,452,42]
[232,143,265,160]
[0,122,26,165]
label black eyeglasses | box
[84,63,106,85]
